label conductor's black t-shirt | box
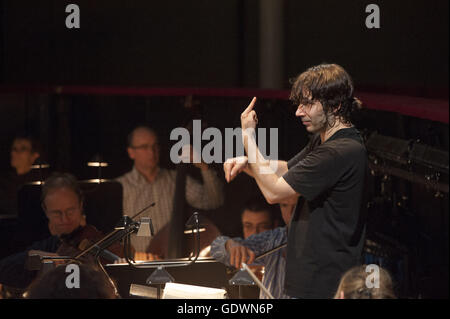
[282,127,368,298]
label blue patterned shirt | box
[210,227,290,299]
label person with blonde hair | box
[334,264,397,299]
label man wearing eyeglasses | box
[116,126,224,255]
[223,64,368,299]
[0,173,123,291]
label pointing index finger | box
[242,97,257,116]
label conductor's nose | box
[295,105,305,117]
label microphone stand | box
[72,215,143,299]
[71,204,201,299]
[123,212,202,299]
[74,203,156,261]
[29,203,158,298]
[123,212,202,269]
[66,203,156,298]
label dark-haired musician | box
[224,64,369,298]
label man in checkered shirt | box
[116,126,224,254]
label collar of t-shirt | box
[319,127,362,145]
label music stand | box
[116,212,203,299]
[242,263,274,299]
[228,267,256,299]
[228,242,286,299]
[146,266,175,299]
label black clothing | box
[282,127,368,298]
[0,235,60,289]
[0,170,50,259]
[0,170,35,217]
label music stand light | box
[86,154,109,184]
[28,158,50,185]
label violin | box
[56,224,126,265]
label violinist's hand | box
[241,97,258,130]
[224,156,248,183]
[225,239,256,269]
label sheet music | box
[162,282,226,299]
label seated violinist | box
[0,172,125,290]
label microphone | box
[185,212,199,229]
[78,239,120,263]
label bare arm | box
[240,98,299,204]
[270,160,289,177]
[243,130,297,204]
[226,158,287,179]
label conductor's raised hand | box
[224,156,248,183]
[241,97,258,130]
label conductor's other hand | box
[241,97,258,130]
[225,239,256,269]
[224,156,248,183]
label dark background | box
[0,0,448,94]
[0,0,448,298]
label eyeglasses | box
[130,143,160,151]
[11,146,32,153]
[46,207,80,220]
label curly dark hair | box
[289,63,363,125]
[241,195,276,225]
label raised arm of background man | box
[185,159,224,210]
[182,145,224,210]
